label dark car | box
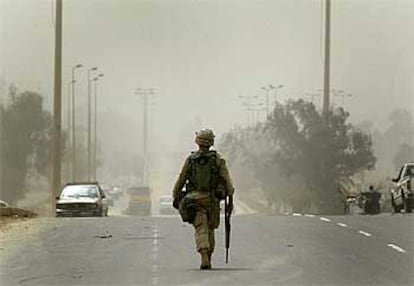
[56,182,109,217]
[391,163,414,213]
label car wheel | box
[403,196,412,213]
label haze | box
[1,0,413,192]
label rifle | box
[224,195,233,264]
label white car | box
[159,196,175,215]
[391,163,414,213]
[0,200,10,208]
[56,183,109,217]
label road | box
[1,211,413,285]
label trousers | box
[187,192,219,253]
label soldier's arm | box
[172,158,190,200]
[218,157,235,196]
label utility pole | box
[0,95,3,194]
[322,0,331,117]
[51,0,63,215]
[87,67,98,181]
[135,88,155,186]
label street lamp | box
[93,73,104,180]
[87,67,98,181]
[238,95,259,127]
[262,84,283,115]
[71,63,82,182]
[66,80,72,181]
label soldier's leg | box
[193,209,211,269]
[208,227,215,261]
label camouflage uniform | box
[172,129,234,269]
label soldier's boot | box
[200,249,211,270]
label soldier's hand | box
[173,198,180,209]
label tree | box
[1,88,52,204]
[220,99,376,214]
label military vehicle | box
[125,186,152,215]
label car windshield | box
[60,185,99,198]
[405,165,413,176]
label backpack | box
[186,150,220,194]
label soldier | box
[172,128,234,270]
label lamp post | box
[261,86,271,116]
[93,73,104,180]
[87,67,98,181]
[262,84,283,115]
[238,95,259,127]
[269,84,283,104]
[71,63,82,181]
[66,80,72,181]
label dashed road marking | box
[292,213,302,216]
[337,223,348,228]
[304,214,315,218]
[152,226,159,286]
[320,217,331,222]
[358,230,373,237]
[387,244,406,254]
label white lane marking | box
[292,213,302,216]
[358,230,373,237]
[152,227,159,286]
[320,217,331,222]
[387,244,407,254]
[337,223,348,228]
[304,214,315,218]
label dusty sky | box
[1,0,413,183]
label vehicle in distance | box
[159,196,175,215]
[56,182,109,217]
[0,200,10,208]
[125,186,151,216]
[391,162,414,213]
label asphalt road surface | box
[1,212,413,286]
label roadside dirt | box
[0,217,42,238]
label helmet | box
[195,129,215,147]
